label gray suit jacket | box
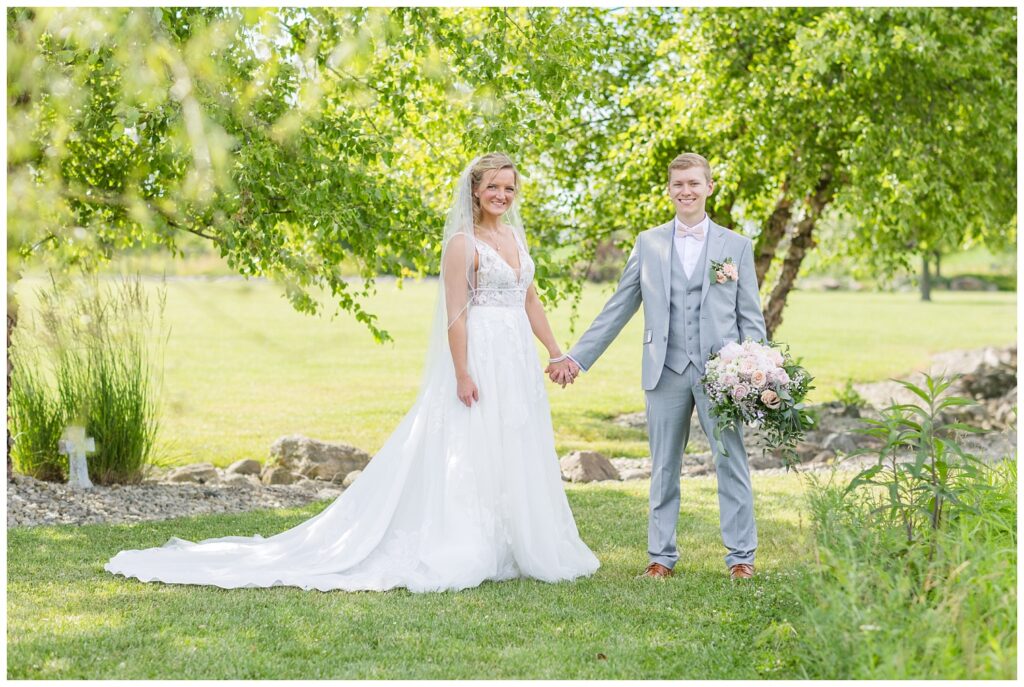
[569,218,768,391]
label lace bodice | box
[470,235,534,308]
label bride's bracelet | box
[548,354,567,363]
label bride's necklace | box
[475,226,505,251]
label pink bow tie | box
[677,224,704,240]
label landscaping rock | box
[811,450,836,464]
[261,466,298,486]
[748,450,784,470]
[856,346,1016,410]
[560,451,620,483]
[316,487,344,501]
[342,470,362,488]
[164,463,218,484]
[680,454,713,476]
[226,459,262,476]
[823,432,861,455]
[989,386,1017,428]
[619,467,651,481]
[269,435,371,482]
[221,473,258,488]
[294,477,322,492]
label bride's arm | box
[443,235,479,406]
[524,284,563,361]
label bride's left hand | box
[457,374,479,407]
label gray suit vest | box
[664,236,708,375]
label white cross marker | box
[58,425,95,490]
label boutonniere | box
[710,257,738,284]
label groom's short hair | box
[668,153,712,183]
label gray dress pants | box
[645,363,757,569]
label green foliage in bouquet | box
[702,339,815,470]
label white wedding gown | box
[105,234,600,592]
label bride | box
[105,153,600,592]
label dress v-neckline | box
[475,235,523,281]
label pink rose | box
[760,389,781,409]
[771,368,791,386]
[750,370,768,388]
[770,350,784,366]
[738,358,756,374]
[718,342,744,362]
[716,272,727,284]
[732,384,751,400]
[723,263,738,280]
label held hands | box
[544,357,580,388]
[456,373,479,407]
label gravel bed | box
[9,446,1013,527]
[7,474,343,529]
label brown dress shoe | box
[729,563,755,580]
[638,562,673,579]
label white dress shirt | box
[674,214,709,280]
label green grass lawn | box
[7,474,812,679]
[12,276,1015,466]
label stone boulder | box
[261,466,299,485]
[269,435,371,482]
[560,451,620,483]
[226,459,262,476]
[619,467,651,481]
[989,386,1017,428]
[855,346,1016,410]
[164,463,218,484]
[610,457,652,481]
[221,473,259,488]
[680,452,714,477]
[294,477,322,492]
[342,470,362,488]
[823,432,861,455]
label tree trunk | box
[933,250,941,279]
[754,182,793,288]
[920,253,932,302]
[763,175,833,339]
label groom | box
[548,153,766,580]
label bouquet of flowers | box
[701,338,814,470]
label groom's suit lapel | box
[656,220,675,303]
[700,221,728,306]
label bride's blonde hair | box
[470,153,520,225]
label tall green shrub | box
[9,275,166,484]
[8,342,70,481]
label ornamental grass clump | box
[9,274,166,484]
[8,342,70,481]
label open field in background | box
[12,275,1016,467]
[937,245,1018,276]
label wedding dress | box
[104,160,600,593]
